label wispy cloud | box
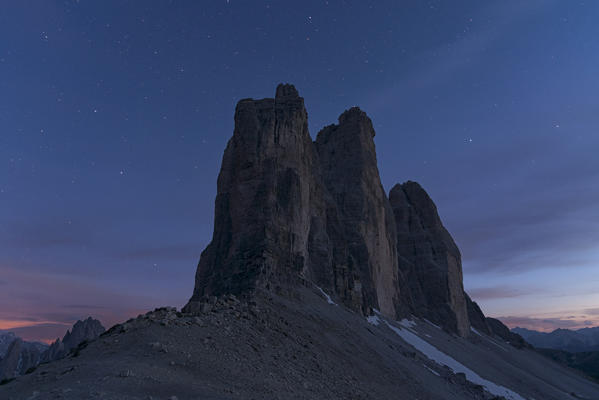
[0,323,73,344]
[0,266,159,342]
[2,217,96,249]
[468,286,529,300]
[115,243,199,261]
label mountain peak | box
[185,84,476,335]
[275,83,300,100]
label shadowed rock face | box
[0,339,45,381]
[185,84,491,338]
[389,181,470,337]
[315,108,399,317]
[185,85,400,317]
[41,317,105,363]
[186,84,324,299]
[466,293,491,335]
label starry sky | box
[2,1,599,342]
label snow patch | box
[399,319,417,329]
[316,286,337,306]
[470,327,482,336]
[367,315,381,326]
[383,320,525,400]
[424,365,440,376]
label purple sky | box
[2,1,599,341]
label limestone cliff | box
[184,85,400,317]
[185,84,495,338]
[389,181,470,336]
[315,108,399,317]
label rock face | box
[466,294,491,335]
[185,84,400,318]
[0,332,17,358]
[389,181,470,336]
[41,317,105,363]
[0,339,45,381]
[315,108,399,317]
[486,318,530,349]
[185,84,502,338]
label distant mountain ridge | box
[0,332,47,359]
[512,326,599,353]
[0,317,104,382]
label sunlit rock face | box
[184,84,400,318]
[389,181,470,337]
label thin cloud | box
[467,286,529,301]
[116,243,199,261]
[62,304,107,310]
[0,323,72,344]
[2,218,95,249]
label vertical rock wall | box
[185,84,477,337]
[389,182,470,336]
[185,85,400,318]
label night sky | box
[2,1,599,342]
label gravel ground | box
[1,287,598,400]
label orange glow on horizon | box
[0,319,70,330]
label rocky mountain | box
[0,338,47,382]
[0,333,18,357]
[184,87,400,319]
[185,84,480,338]
[0,318,104,383]
[513,326,599,353]
[41,317,105,363]
[512,326,599,380]
[183,84,526,343]
[1,84,597,399]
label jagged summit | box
[185,84,508,339]
[41,317,105,364]
[275,82,300,100]
[184,84,401,319]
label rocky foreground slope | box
[1,290,598,399]
[2,84,598,399]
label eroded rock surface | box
[41,317,105,363]
[315,108,400,317]
[0,339,44,381]
[185,85,399,318]
[389,181,470,336]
